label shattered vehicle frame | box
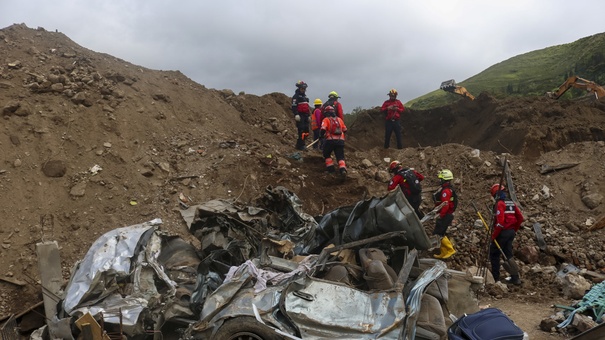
[46,186,452,340]
[182,187,450,340]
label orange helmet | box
[490,183,505,196]
[389,161,401,173]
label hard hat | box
[437,169,454,181]
[314,98,323,106]
[296,81,308,89]
[490,183,506,196]
[329,91,339,98]
[388,89,398,96]
[389,161,401,173]
[324,105,335,112]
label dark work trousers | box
[433,213,453,237]
[323,139,345,172]
[295,114,310,150]
[312,129,323,149]
[407,194,424,219]
[490,228,516,281]
[384,119,403,149]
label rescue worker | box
[387,161,425,219]
[319,105,347,177]
[490,184,524,285]
[310,98,324,150]
[322,91,344,120]
[432,169,457,259]
[291,81,310,150]
[380,89,405,149]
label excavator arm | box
[440,79,475,100]
[547,76,605,99]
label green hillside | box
[407,32,605,109]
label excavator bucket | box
[440,79,457,91]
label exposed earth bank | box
[2,23,605,339]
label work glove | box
[389,105,397,111]
[319,129,326,139]
[294,115,301,122]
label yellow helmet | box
[388,89,398,96]
[314,98,323,106]
[438,169,454,181]
[329,91,339,98]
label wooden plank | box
[36,241,63,338]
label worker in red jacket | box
[432,169,457,259]
[380,89,405,149]
[291,81,310,150]
[490,184,524,285]
[387,161,424,219]
[321,91,344,120]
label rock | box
[375,170,390,183]
[50,83,64,92]
[42,160,67,177]
[9,135,20,146]
[2,101,20,115]
[14,103,32,117]
[517,245,539,264]
[361,159,373,168]
[7,60,22,69]
[572,313,598,333]
[561,273,592,299]
[539,318,558,332]
[581,193,603,209]
[69,182,87,197]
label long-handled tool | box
[471,201,519,277]
[305,138,320,149]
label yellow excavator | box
[546,75,605,100]
[440,79,475,100]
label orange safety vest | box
[321,116,346,140]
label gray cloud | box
[2,0,604,111]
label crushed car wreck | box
[36,186,467,339]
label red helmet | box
[389,161,401,173]
[490,183,505,196]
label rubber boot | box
[433,237,447,258]
[434,236,456,259]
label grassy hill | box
[407,32,605,109]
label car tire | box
[214,316,282,340]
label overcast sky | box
[2,1,604,112]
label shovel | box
[471,202,520,277]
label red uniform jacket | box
[381,99,404,120]
[492,199,524,239]
[435,184,455,218]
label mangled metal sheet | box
[57,218,204,337]
[304,189,432,253]
[62,219,162,314]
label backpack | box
[448,308,524,340]
[450,186,458,210]
[398,169,422,195]
[328,117,342,135]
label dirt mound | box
[2,23,605,338]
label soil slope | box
[2,24,605,339]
